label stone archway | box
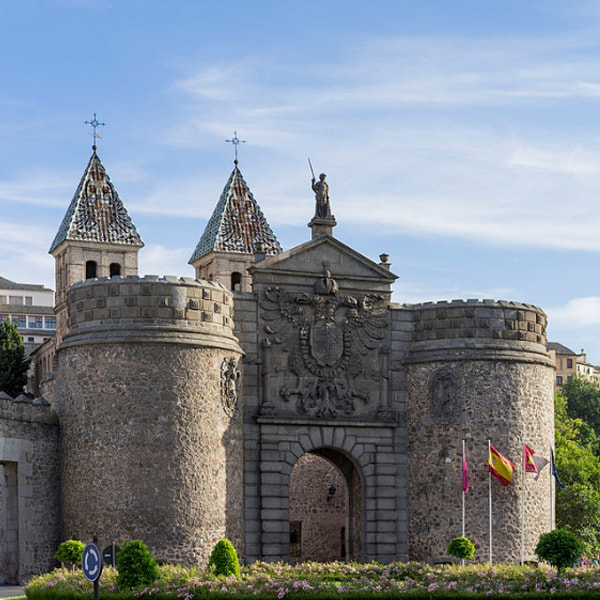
[288,448,362,562]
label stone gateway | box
[3,149,553,582]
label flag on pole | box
[524,443,549,481]
[533,456,549,481]
[462,451,469,494]
[489,444,514,486]
[524,444,538,473]
[550,447,566,488]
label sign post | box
[82,537,103,600]
[103,543,120,568]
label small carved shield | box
[309,321,344,367]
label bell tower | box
[49,143,144,345]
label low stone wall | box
[0,393,59,583]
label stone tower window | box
[231,272,242,292]
[85,260,97,280]
[110,263,121,278]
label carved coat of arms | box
[259,269,388,418]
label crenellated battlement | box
[405,298,547,345]
[63,275,238,350]
[0,392,56,425]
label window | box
[110,263,121,277]
[45,317,56,329]
[29,316,43,328]
[27,337,34,343]
[231,272,242,292]
[567,358,573,368]
[0,296,6,304]
[86,260,97,279]
[25,297,33,306]
[556,375,563,386]
[11,315,26,327]
[9,296,23,305]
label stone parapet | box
[0,393,55,425]
[406,299,551,366]
[63,275,238,352]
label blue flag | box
[551,447,565,488]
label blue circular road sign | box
[82,542,103,582]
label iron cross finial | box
[225,130,246,164]
[85,113,106,150]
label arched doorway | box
[289,449,362,562]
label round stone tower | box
[405,299,554,564]
[56,275,243,565]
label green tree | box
[447,536,475,561]
[555,391,600,552]
[562,376,600,450]
[535,528,583,573]
[208,539,241,578]
[0,320,30,398]
[116,540,160,590]
[54,540,85,572]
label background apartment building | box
[548,341,600,389]
[0,276,56,349]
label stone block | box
[376,475,397,486]
[377,498,396,510]
[260,484,284,498]
[261,531,286,544]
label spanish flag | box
[524,443,538,473]
[488,444,513,486]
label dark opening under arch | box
[85,260,97,280]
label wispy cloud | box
[154,30,600,253]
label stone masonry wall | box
[57,277,243,566]
[0,393,60,583]
[233,294,262,564]
[405,300,554,564]
[289,453,348,562]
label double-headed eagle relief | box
[259,269,389,418]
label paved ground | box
[0,586,24,598]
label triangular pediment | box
[250,235,396,292]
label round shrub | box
[54,540,85,569]
[535,528,583,572]
[116,540,160,589]
[208,539,241,578]
[447,536,475,560]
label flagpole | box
[462,439,466,538]
[549,442,553,531]
[488,439,493,565]
[521,443,525,565]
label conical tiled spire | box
[49,149,143,252]
[189,164,281,263]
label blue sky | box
[2,1,600,361]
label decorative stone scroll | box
[221,357,241,416]
[259,269,388,418]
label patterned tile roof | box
[189,164,282,263]
[49,149,144,252]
